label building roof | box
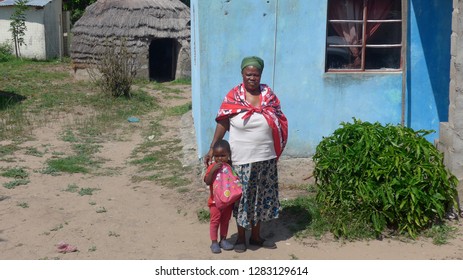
[0,0,54,7]
[70,0,190,68]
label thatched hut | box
[70,0,190,81]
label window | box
[326,0,402,72]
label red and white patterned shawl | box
[216,83,288,159]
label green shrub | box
[0,42,13,62]
[313,118,458,239]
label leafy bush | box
[313,118,458,239]
[0,41,13,62]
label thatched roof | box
[71,0,190,67]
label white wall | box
[0,4,59,60]
[0,7,16,46]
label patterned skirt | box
[233,158,280,229]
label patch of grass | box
[61,130,79,142]
[78,187,99,196]
[132,140,179,164]
[131,154,160,165]
[160,175,191,189]
[1,167,28,178]
[88,245,97,252]
[132,145,183,173]
[46,142,102,175]
[73,89,158,139]
[196,208,210,223]
[147,82,182,94]
[17,202,29,208]
[37,166,60,176]
[424,224,458,245]
[0,105,29,138]
[46,155,91,174]
[131,136,192,189]
[171,78,191,85]
[64,183,79,193]
[24,147,44,157]
[0,144,19,158]
[1,60,92,139]
[1,59,159,143]
[165,102,192,116]
[73,143,101,155]
[3,179,30,189]
[280,196,330,240]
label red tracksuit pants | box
[209,204,233,241]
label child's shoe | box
[219,239,234,251]
[210,242,221,254]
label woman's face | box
[241,66,262,93]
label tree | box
[63,0,97,24]
[9,0,29,58]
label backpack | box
[212,163,242,210]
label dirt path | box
[1,84,463,260]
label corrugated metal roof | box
[0,0,54,7]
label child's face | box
[213,147,230,163]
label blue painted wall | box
[191,0,451,158]
[408,0,452,138]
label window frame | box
[325,0,404,73]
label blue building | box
[191,0,452,158]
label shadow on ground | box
[0,91,26,110]
[227,204,313,250]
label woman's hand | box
[203,148,213,167]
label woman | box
[204,56,288,253]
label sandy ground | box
[1,83,463,260]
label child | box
[204,139,235,253]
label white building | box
[0,0,63,60]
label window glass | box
[326,0,402,72]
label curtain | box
[328,0,393,67]
[366,0,394,38]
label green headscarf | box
[241,56,264,71]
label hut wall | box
[136,40,150,79]
[176,39,191,79]
[70,0,191,81]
